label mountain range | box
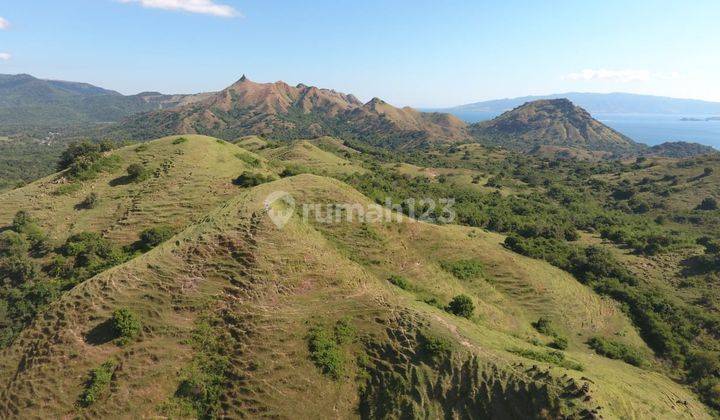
[113,75,470,148]
[0,74,210,127]
[1,73,716,160]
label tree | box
[58,141,100,171]
[445,294,475,318]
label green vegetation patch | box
[307,325,345,379]
[440,259,485,280]
[53,182,82,196]
[138,225,175,251]
[387,274,410,290]
[165,316,234,419]
[232,172,277,187]
[234,152,261,167]
[126,163,150,183]
[78,360,117,407]
[587,336,645,367]
[111,308,141,346]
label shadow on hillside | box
[680,255,715,277]
[85,319,117,345]
[109,175,133,187]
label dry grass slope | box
[0,170,709,418]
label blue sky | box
[1,0,719,107]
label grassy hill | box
[0,137,711,418]
[259,139,366,176]
[0,135,269,244]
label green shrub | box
[232,172,277,187]
[697,197,718,211]
[111,308,141,345]
[440,259,485,280]
[170,318,232,418]
[0,254,38,285]
[387,274,410,290]
[333,318,356,345]
[60,232,129,281]
[532,317,557,336]
[79,360,116,406]
[138,225,175,250]
[445,294,475,318]
[69,154,121,181]
[307,326,344,379]
[587,336,645,367]
[172,137,188,145]
[280,164,312,177]
[0,231,29,257]
[549,337,568,350]
[234,152,261,167]
[422,334,451,359]
[126,163,149,182]
[422,296,444,309]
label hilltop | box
[470,99,641,155]
[0,135,710,418]
[113,76,470,148]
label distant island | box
[680,116,720,121]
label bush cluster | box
[445,294,475,318]
[79,360,116,406]
[232,172,277,187]
[587,336,644,367]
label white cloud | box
[118,0,240,17]
[0,53,11,61]
[0,17,10,30]
[563,69,651,83]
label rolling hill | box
[470,99,642,155]
[112,76,470,148]
[0,135,710,418]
